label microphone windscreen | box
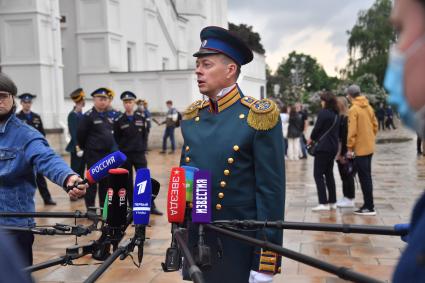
[167,167,186,224]
[181,166,199,203]
[106,168,129,228]
[133,168,152,225]
[85,151,127,184]
[192,170,212,224]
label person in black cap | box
[66,88,86,183]
[114,91,163,215]
[16,93,57,205]
[180,26,285,283]
[77,87,115,209]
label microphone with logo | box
[162,167,186,272]
[66,151,127,192]
[192,170,212,269]
[93,168,129,260]
[132,168,152,265]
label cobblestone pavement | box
[31,126,425,283]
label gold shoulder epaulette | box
[241,97,279,130]
[183,100,209,120]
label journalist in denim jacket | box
[0,114,75,227]
[0,73,87,267]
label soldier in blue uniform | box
[387,0,425,281]
[77,88,115,209]
[106,87,121,121]
[105,88,120,152]
[16,93,56,205]
[65,88,85,179]
[113,91,163,215]
[181,26,285,283]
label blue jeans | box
[162,126,175,151]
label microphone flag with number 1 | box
[133,168,152,225]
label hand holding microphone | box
[65,175,87,200]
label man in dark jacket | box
[77,88,115,208]
[16,93,56,205]
[375,103,386,131]
[114,91,162,215]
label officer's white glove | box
[76,150,84,157]
[249,270,274,283]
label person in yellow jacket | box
[346,84,378,216]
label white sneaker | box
[329,203,337,210]
[312,204,330,211]
[336,197,355,208]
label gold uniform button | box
[239,114,245,119]
[216,204,222,210]
[185,157,191,163]
[224,169,230,176]
[195,117,200,122]
[218,192,224,199]
[185,146,190,152]
[233,145,239,151]
[227,157,234,164]
[220,181,226,188]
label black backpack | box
[175,111,182,127]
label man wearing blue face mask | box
[387,0,425,281]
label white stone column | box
[0,0,65,129]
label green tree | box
[346,0,396,85]
[228,22,265,54]
[274,51,338,104]
[334,73,387,106]
[266,65,278,98]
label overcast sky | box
[228,0,376,77]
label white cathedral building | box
[0,0,266,130]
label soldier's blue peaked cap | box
[120,91,137,101]
[193,26,253,66]
[18,93,36,102]
[91,87,111,98]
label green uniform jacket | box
[180,86,285,283]
[66,110,83,153]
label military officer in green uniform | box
[65,88,85,179]
[180,26,285,283]
[16,93,56,205]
